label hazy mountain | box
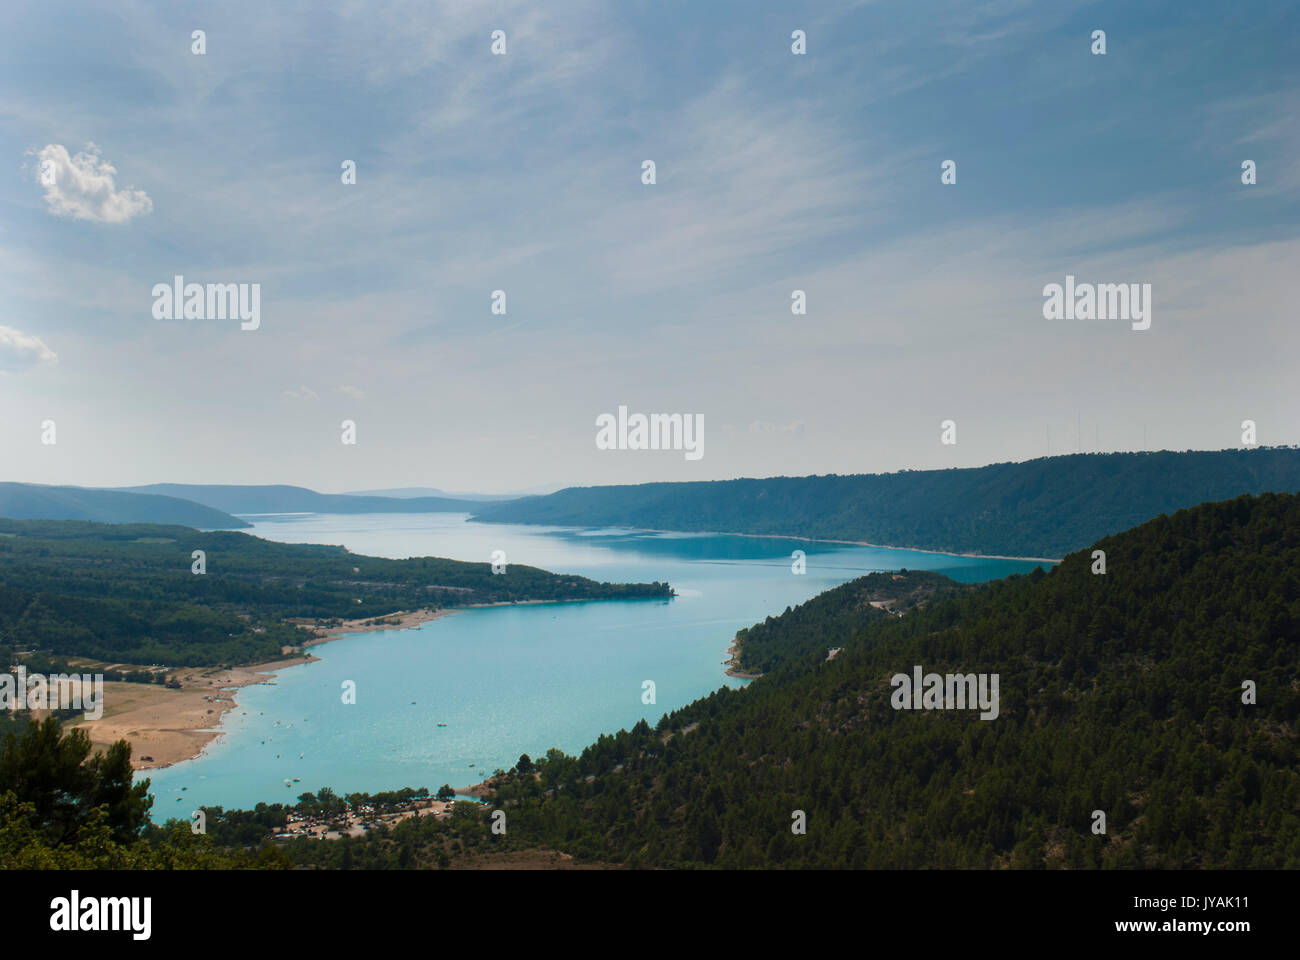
[345,487,523,501]
[0,483,249,529]
[117,483,489,515]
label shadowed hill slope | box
[480,492,1300,868]
[473,448,1300,559]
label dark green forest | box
[473,448,1300,559]
[4,493,1298,869]
[0,717,270,868]
[467,492,1300,867]
[0,517,671,666]
[731,569,971,675]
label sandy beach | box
[310,607,448,641]
[70,657,311,770]
[70,608,445,770]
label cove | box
[140,513,1046,813]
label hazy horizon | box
[4,444,1291,499]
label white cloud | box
[337,385,365,400]
[283,386,319,400]
[34,143,153,223]
[0,325,57,373]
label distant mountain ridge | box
[471,448,1300,559]
[117,483,488,515]
[346,487,541,501]
[0,483,249,529]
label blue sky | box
[2,0,1297,492]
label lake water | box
[141,514,1046,813]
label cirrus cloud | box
[33,143,153,223]
[0,325,58,373]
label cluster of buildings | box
[270,797,458,841]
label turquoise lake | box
[141,514,1047,813]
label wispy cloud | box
[0,0,1295,488]
[0,325,57,373]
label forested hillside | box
[473,448,1300,559]
[0,483,248,529]
[473,493,1300,867]
[0,518,671,666]
[731,569,970,675]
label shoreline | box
[314,607,449,642]
[78,608,450,772]
[723,637,762,680]
[699,530,1052,681]
[104,599,637,772]
[615,525,1062,565]
[74,655,318,772]
[99,526,1046,774]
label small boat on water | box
[437,723,447,727]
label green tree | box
[0,717,151,844]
